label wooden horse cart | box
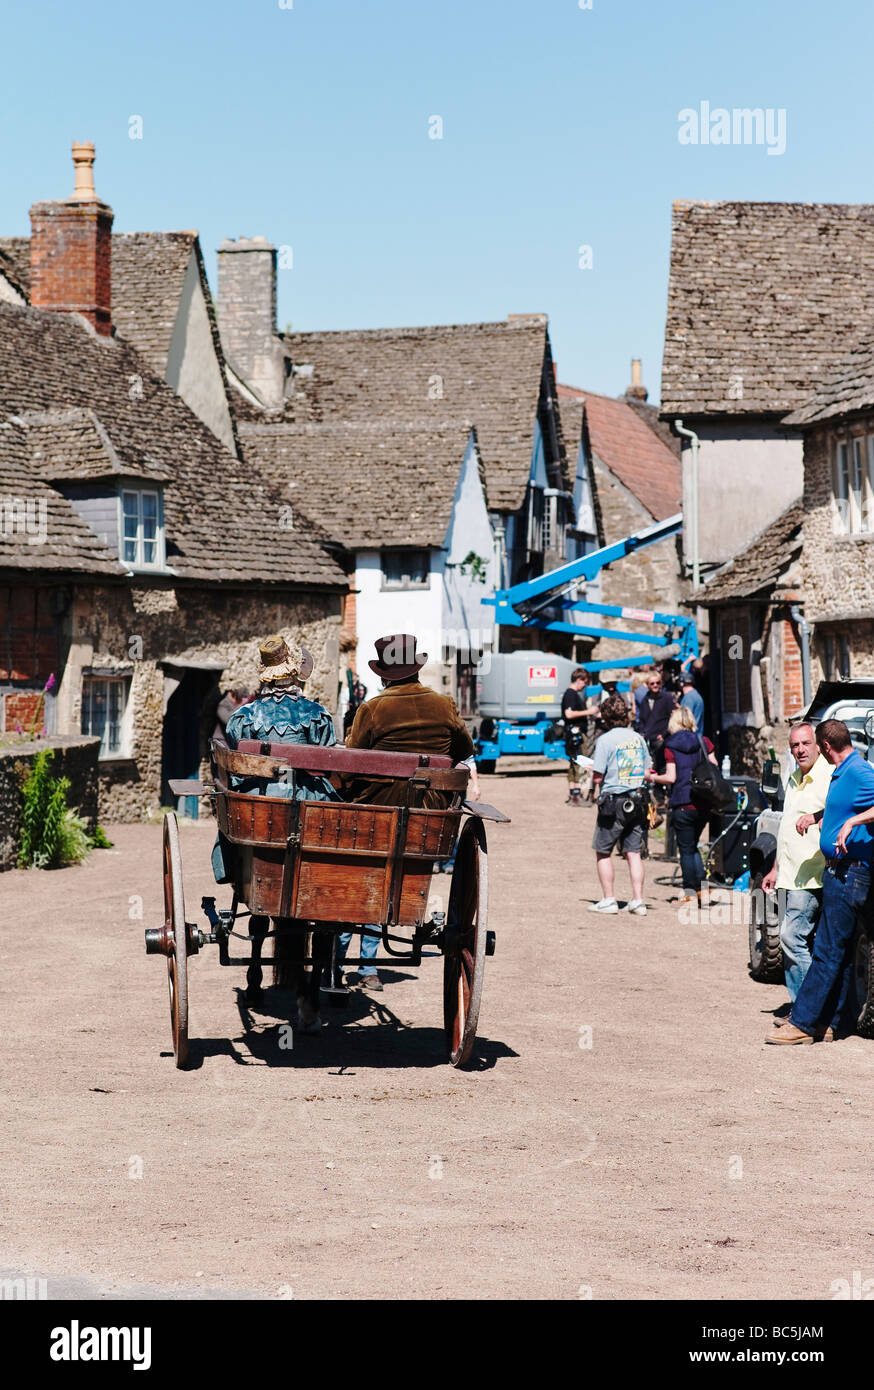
[145,741,507,1069]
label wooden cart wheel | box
[162,813,189,1068]
[443,818,488,1067]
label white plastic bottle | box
[721,754,731,777]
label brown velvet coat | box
[346,679,474,806]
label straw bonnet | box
[257,635,314,684]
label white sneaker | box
[625,899,647,915]
[587,898,619,913]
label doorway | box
[161,664,222,816]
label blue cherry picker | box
[475,513,698,770]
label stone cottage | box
[0,149,346,821]
[784,325,874,682]
[660,199,874,617]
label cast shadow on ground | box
[176,977,517,1073]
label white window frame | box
[119,487,165,569]
[81,674,131,759]
[380,549,431,590]
[833,429,874,535]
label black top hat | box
[368,634,428,681]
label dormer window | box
[121,488,164,568]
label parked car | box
[747,680,874,1036]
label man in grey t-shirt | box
[589,693,651,916]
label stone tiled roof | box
[661,201,874,416]
[240,420,476,548]
[0,417,121,573]
[696,499,803,604]
[17,407,171,483]
[235,316,562,512]
[784,323,874,426]
[110,232,198,376]
[0,230,233,387]
[558,387,682,521]
[0,302,345,587]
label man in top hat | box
[345,634,478,804]
[338,634,479,989]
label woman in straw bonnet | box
[211,635,338,883]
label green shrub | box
[18,750,91,868]
[90,824,113,849]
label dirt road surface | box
[3,770,874,1301]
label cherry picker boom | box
[475,513,698,768]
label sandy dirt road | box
[2,770,874,1301]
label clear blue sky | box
[3,0,871,402]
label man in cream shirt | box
[762,722,832,1013]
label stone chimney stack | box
[625,357,648,402]
[217,237,287,409]
[29,142,114,336]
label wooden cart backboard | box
[212,742,468,925]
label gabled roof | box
[0,418,121,573]
[558,387,682,521]
[784,323,874,426]
[661,201,874,417]
[15,407,171,483]
[110,231,198,377]
[1,229,229,374]
[0,302,345,587]
[696,499,803,604]
[240,420,476,549]
[234,316,562,512]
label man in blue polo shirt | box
[766,719,874,1044]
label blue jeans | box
[671,806,708,890]
[779,888,820,1003]
[337,927,379,976]
[792,860,870,1035]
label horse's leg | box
[308,929,333,1013]
[272,918,304,992]
[245,914,269,1003]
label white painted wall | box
[0,274,25,306]
[353,550,445,698]
[441,432,497,665]
[165,250,236,453]
[684,422,802,567]
[351,433,496,703]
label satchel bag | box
[690,736,736,813]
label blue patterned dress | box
[212,689,340,883]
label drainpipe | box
[789,604,812,705]
[674,419,700,590]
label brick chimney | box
[29,142,114,336]
[217,236,287,408]
[625,357,648,402]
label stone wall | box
[0,735,100,870]
[54,582,342,821]
[802,424,874,624]
[592,459,683,663]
